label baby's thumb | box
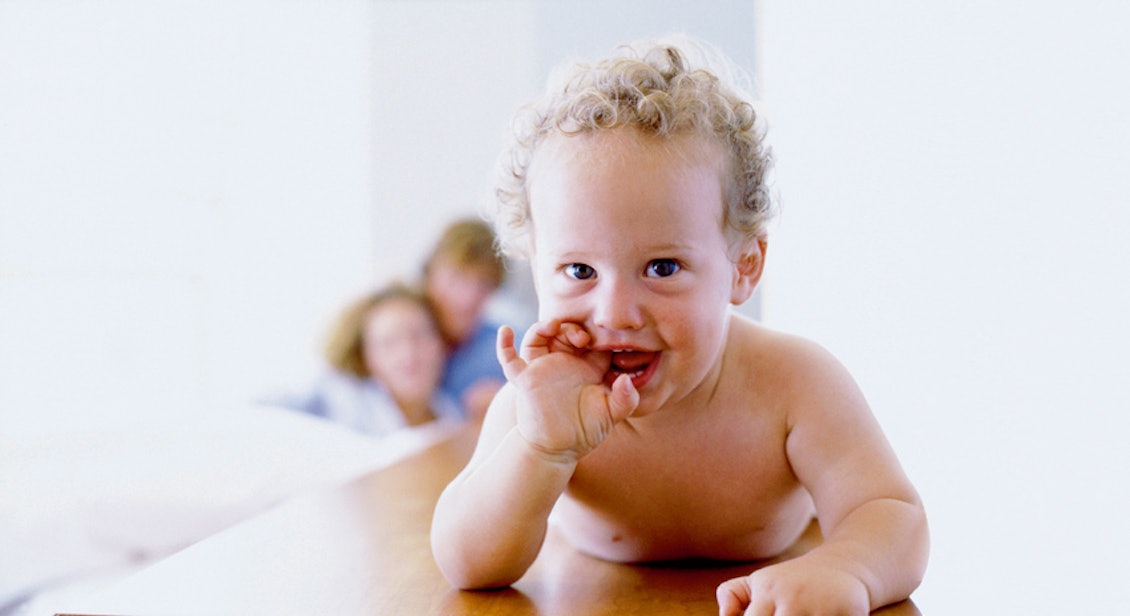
[607,374,640,423]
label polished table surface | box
[56,426,920,615]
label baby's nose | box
[592,279,644,331]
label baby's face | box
[526,129,748,415]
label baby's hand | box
[716,556,870,616]
[496,320,639,460]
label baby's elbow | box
[433,548,522,591]
[430,485,538,590]
[447,569,521,592]
[430,524,522,590]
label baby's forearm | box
[814,496,930,609]
[431,427,577,589]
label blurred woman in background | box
[296,282,462,449]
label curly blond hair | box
[492,35,774,258]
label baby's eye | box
[564,263,595,280]
[645,259,681,278]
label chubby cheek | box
[535,293,574,321]
[663,304,725,363]
[531,266,580,322]
[535,292,597,331]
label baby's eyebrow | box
[549,250,591,263]
[546,241,701,263]
[649,241,695,251]
[638,241,701,256]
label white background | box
[760,2,1130,612]
[3,1,1128,613]
[1,0,756,432]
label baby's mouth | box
[605,350,660,388]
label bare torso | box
[552,318,816,563]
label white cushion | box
[0,403,403,609]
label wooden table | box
[56,427,920,615]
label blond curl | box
[493,35,774,258]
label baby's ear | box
[730,238,767,305]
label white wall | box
[759,2,1130,612]
[0,1,759,429]
[0,2,553,435]
[368,1,538,279]
[1,1,382,432]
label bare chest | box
[556,412,814,562]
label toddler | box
[431,36,928,615]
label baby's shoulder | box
[726,316,852,393]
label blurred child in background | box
[422,218,510,420]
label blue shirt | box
[441,320,506,415]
